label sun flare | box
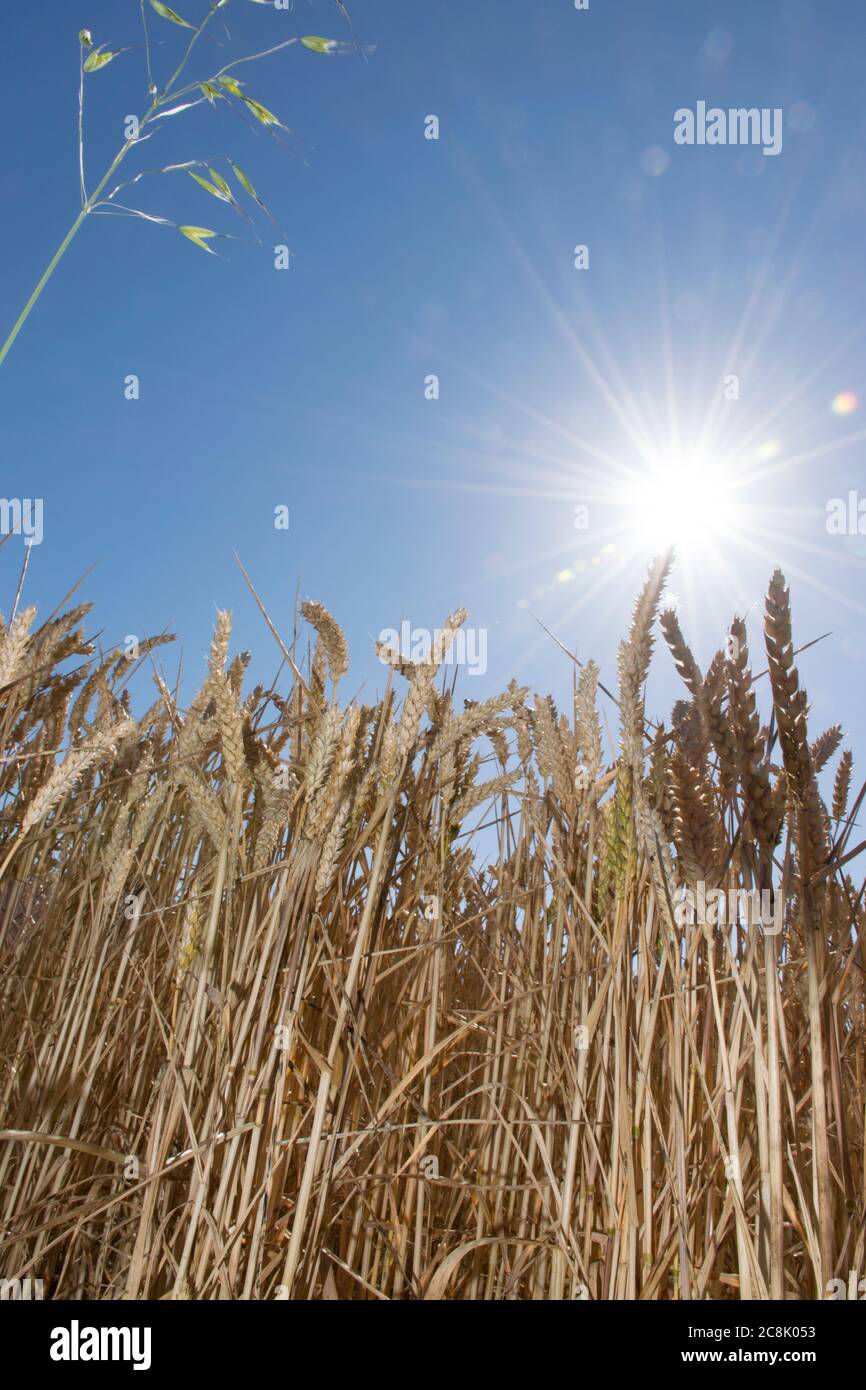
[630,451,737,553]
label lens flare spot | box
[831,391,859,416]
[755,438,782,461]
[640,145,670,177]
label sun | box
[629,450,738,554]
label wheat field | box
[0,554,862,1300]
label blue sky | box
[1,0,864,761]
